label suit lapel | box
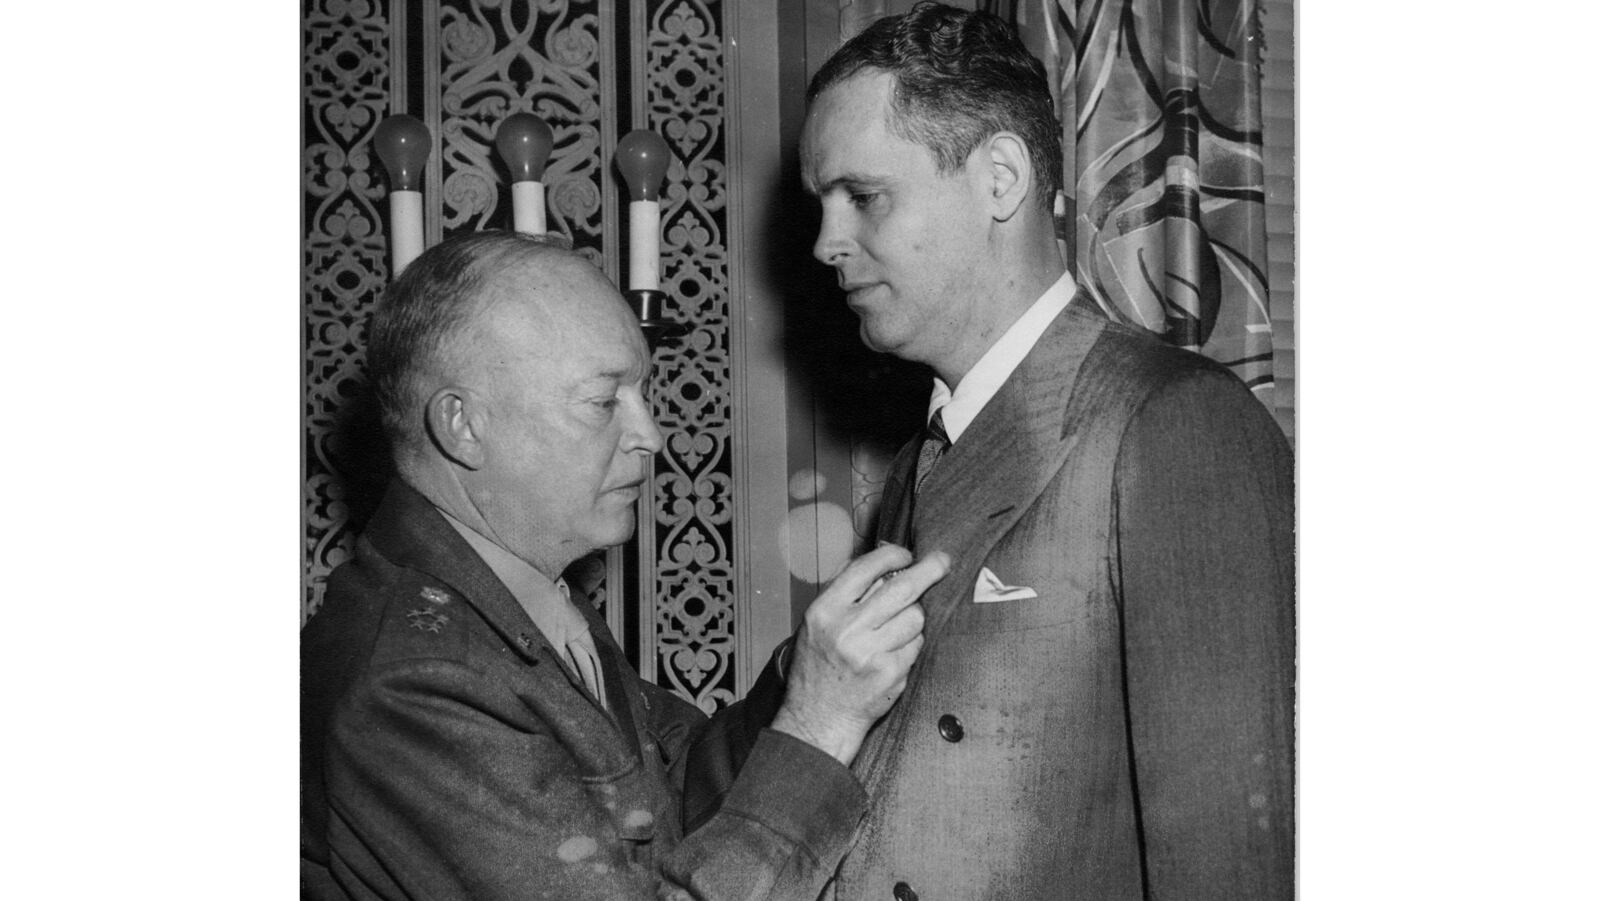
[853,298,1109,785]
[913,301,1105,638]
[874,439,920,549]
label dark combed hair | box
[366,229,573,453]
[807,1,1063,213]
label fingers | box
[810,543,914,616]
[877,634,925,705]
[773,547,939,766]
[895,634,925,677]
[871,600,926,652]
[854,551,949,630]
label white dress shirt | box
[927,271,1076,442]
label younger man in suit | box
[301,231,948,900]
[796,3,1295,898]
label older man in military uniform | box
[301,231,945,900]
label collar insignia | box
[406,607,449,633]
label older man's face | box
[463,256,662,576]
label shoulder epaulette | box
[371,576,472,664]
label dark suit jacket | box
[829,297,1295,900]
[301,481,867,901]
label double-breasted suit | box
[829,297,1296,900]
[301,481,866,901]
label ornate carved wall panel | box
[303,0,393,622]
[302,0,740,712]
[434,0,613,264]
[641,0,735,713]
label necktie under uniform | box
[556,580,607,710]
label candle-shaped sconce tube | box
[373,114,432,275]
[614,130,672,291]
[495,113,554,235]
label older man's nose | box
[813,217,851,267]
[629,407,664,455]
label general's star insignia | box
[407,607,449,633]
[419,587,451,604]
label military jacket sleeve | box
[320,593,864,901]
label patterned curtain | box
[1003,0,1274,397]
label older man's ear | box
[424,386,486,470]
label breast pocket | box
[949,586,1078,633]
[946,546,1095,635]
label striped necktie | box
[914,408,950,495]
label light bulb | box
[615,130,671,202]
[495,113,554,182]
[373,115,431,192]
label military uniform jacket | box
[301,481,867,901]
[830,297,1296,900]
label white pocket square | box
[972,566,1038,603]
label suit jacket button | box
[892,881,918,901]
[937,714,963,742]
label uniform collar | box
[438,511,590,654]
[360,481,573,667]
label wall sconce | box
[615,129,685,342]
[494,113,554,235]
[372,114,431,274]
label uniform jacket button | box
[892,880,918,901]
[937,713,964,742]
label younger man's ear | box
[424,386,486,470]
[985,132,1033,223]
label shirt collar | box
[438,510,588,650]
[928,271,1075,443]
